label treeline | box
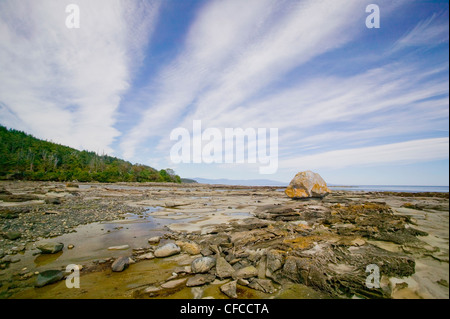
[0,125,181,183]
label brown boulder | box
[285,171,331,199]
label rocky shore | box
[0,181,448,299]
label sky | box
[0,0,448,186]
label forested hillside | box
[0,125,181,183]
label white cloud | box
[121,0,391,159]
[0,0,160,154]
[393,11,449,50]
[281,137,449,170]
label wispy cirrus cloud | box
[0,0,160,154]
[121,0,402,159]
[281,137,449,170]
[393,11,449,51]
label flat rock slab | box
[37,242,64,254]
[35,270,64,288]
[186,274,216,287]
[161,278,188,289]
[108,245,130,250]
[220,280,238,299]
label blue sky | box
[0,0,448,185]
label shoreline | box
[0,181,448,299]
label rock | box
[148,236,160,244]
[186,274,216,287]
[177,241,201,255]
[35,270,64,288]
[248,278,275,293]
[37,242,64,254]
[136,252,155,260]
[68,244,74,249]
[285,170,331,198]
[144,286,162,294]
[232,266,258,280]
[10,256,21,263]
[266,250,285,273]
[111,256,131,272]
[237,278,249,286]
[161,278,187,289]
[4,231,21,240]
[108,245,130,250]
[154,243,181,258]
[220,280,238,299]
[215,256,235,279]
[191,256,216,274]
[45,197,61,205]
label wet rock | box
[111,256,131,272]
[248,278,276,293]
[285,170,331,199]
[215,256,235,279]
[191,256,216,274]
[186,274,216,287]
[37,242,64,254]
[35,270,64,288]
[220,280,238,299]
[232,266,258,280]
[154,243,181,258]
[161,278,187,289]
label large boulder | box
[285,171,331,199]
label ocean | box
[327,185,449,193]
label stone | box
[111,256,131,272]
[148,236,160,244]
[232,266,258,280]
[285,170,331,198]
[107,245,130,250]
[161,278,187,289]
[191,256,216,274]
[248,278,275,293]
[35,270,64,288]
[186,274,216,287]
[215,256,235,279]
[266,250,285,273]
[136,252,155,260]
[177,241,201,255]
[37,242,64,254]
[220,280,238,299]
[68,244,74,249]
[4,231,21,240]
[154,243,181,257]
